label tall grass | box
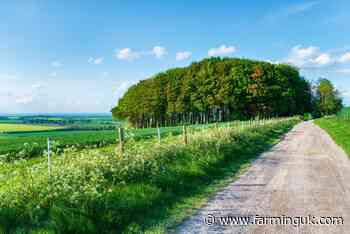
[0,117,299,233]
[315,112,350,157]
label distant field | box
[0,126,183,157]
[0,114,197,158]
[315,116,350,157]
[0,123,65,133]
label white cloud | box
[88,57,104,65]
[208,45,236,57]
[31,83,42,89]
[286,45,333,68]
[51,61,62,68]
[116,48,140,61]
[314,53,331,65]
[176,51,192,61]
[50,71,57,77]
[339,52,350,63]
[151,46,167,59]
[116,46,167,61]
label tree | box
[112,57,313,128]
[314,78,343,116]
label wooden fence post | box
[157,127,161,144]
[118,128,125,154]
[183,125,188,145]
[47,137,51,177]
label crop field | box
[0,123,65,133]
[0,114,243,160]
[0,125,184,159]
[0,117,299,233]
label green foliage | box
[312,79,343,117]
[113,57,312,127]
[0,118,299,233]
[302,113,313,121]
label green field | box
[315,111,350,157]
[0,123,65,133]
[0,114,246,160]
[0,126,184,159]
[0,114,120,159]
[0,117,299,233]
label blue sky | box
[1,0,350,113]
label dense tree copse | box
[112,57,312,127]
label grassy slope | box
[315,117,350,157]
[0,119,299,233]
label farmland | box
[0,114,186,160]
[0,114,116,158]
[0,117,299,233]
[0,123,65,133]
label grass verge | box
[315,117,350,157]
[0,118,299,234]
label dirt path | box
[175,121,350,234]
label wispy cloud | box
[264,1,319,22]
[176,51,192,61]
[88,57,104,65]
[31,83,42,89]
[339,52,350,63]
[151,46,167,59]
[116,46,167,61]
[208,45,236,57]
[116,48,141,61]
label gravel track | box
[175,121,350,234]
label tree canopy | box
[112,57,313,128]
[312,78,343,117]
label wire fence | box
[44,117,296,174]
[337,110,350,120]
